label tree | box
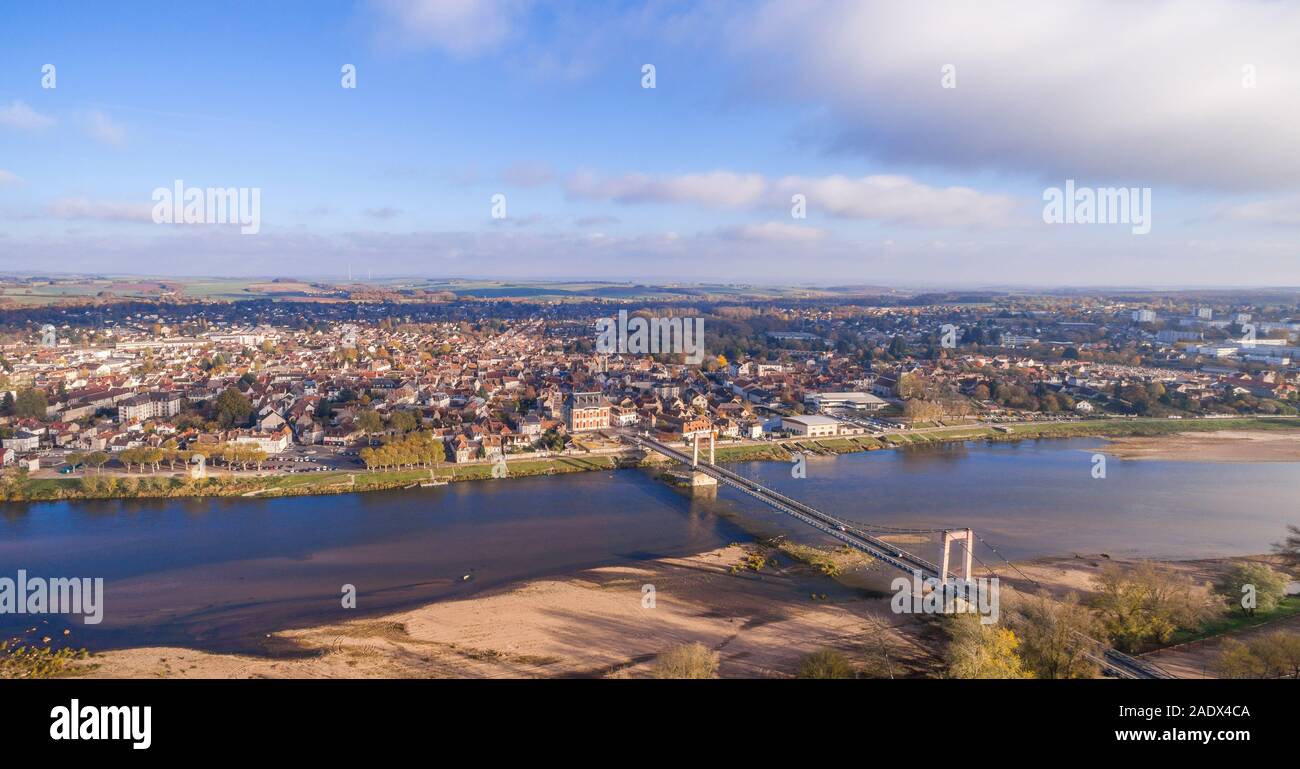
[943,613,1033,679]
[144,447,164,473]
[388,410,417,434]
[1008,591,1103,679]
[0,468,27,501]
[896,372,925,400]
[1089,562,1217,652]
[214,387,253,428]
[86,451,108,475]
[903,398,943,422]
[653,642,719,679]
[356,409,383,444]
[1252,631,1300,679]
[1214,561,1288,616]
[1215,639,1265,679]
[797,648,856,679]
[13,387,48,419]
[1272,525,1300,576]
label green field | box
[1170,596,1300,646]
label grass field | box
[1170,596,1300,646]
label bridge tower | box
[673,427,716,492]
[690,429,715,468]
[939,528,974,584]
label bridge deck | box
[632,435,941,579]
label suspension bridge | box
[625,431,1174,680]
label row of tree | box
[1217,631,1300,678]
[67,443,269,474]
[359,431,446,472]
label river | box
[1,437,1295,652]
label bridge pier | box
[688,470,717,488]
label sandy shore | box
[68,545,941,679]
[60,542,1294,679]
[1102,430,1300,462]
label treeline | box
[359,431,446,471]
[66,443,269,474]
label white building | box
[2,431,40,452]
[804,391,888,412]
[780,415,842,438]
[999,334,1039,348]
[233,428,292,454]
[118,391,182,422]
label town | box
[1,286,1296,497]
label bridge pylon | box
[690,430,715,468]
[940,528,974,584]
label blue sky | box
[1,0,1298,285]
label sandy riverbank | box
[1102,430,1300,462]
[67,544,941,679]
[58,545,1296,679]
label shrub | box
[1089,562,1216,652]
[1215,561,1288,616]
[943,613,1033,679]
[653,642,719,679]
[797,648,856,679]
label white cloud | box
[1215,197,1300,226]
[82,110,125,145]
[0,170,21,185]
[566,170,766,208]
[501,162,554,188]
[732,0,1300,191]
[565,169,1017,227]
[370,0,526,57]
[774,175,1018,227]
[45,198,153,222]
[363,206,403,220]
[0,100,55,131]
[574,214,619,227]
[715,222,826,242]
[9,225,1299,285]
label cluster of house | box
[3,311,1297,472]
[0,319,899,466]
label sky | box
[0,0,1297,286]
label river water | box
[1,437,1295,652]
